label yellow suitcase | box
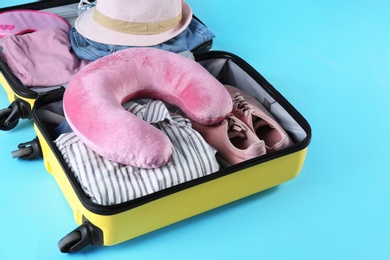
[1,0,311,253]
[26,50,311,252]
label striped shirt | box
[55,100,220,206]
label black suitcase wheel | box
[58,220,104,253]
[11,137,42,160]
[0,98,31,131]
[11,146,33,159]
[58,231,82,253]
[0,107,18,130]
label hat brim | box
[74,2,192,46]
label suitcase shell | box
[29,50,311,252]
[0,0,212,132]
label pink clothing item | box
[63,48,233,168]
[0,27,90,87]
[0,9,70,38]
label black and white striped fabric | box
[55,100,220,206]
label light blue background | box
[1,0,390,259]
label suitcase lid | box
[0,0,79,11]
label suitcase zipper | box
[56,11,79,22]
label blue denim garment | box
[53,120,73,139]
[69,18,215,61]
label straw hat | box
[75,0,192,46]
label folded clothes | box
[0,27,90,87]
[69,17,215,61]
[55,100,220,205]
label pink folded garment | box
[0,27,90,87]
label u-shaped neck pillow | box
[64,48,232,168]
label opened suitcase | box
[0,0,311,254]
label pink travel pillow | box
[63,48,233,168]
[0,10,70,38]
